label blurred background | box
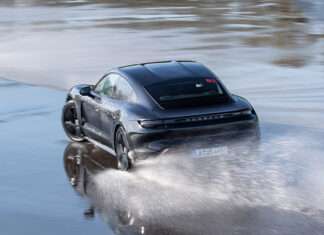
[0,0,323,128]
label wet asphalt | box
[1,77,324,234]
[0,78,115,234]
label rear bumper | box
[129,118,260,160]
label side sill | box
[84,137,116,157]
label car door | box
[100,74,137,148]
[81,74,119,142]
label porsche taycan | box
[62,61,259,170]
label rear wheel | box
[115,127,132,171]
[62,100,85,142]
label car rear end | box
[128,76,260,160]
[133,110,259,159]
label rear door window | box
[113,76,135,102]
[93,73,119,98]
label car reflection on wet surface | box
[63,127,324,235]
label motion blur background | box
[0,0,324,234]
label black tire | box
[62,100,85,142]
[115,127,132,171]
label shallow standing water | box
[0,0,324,234]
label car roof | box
[115,60,217,87]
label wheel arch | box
[66,95,73,102]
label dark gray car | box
[62,61,259,170]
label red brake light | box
[205,78,216,83]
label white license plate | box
[192,146,228,158]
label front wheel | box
[115,127,132,171]
[62,100,85,142]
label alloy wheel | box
[116,130,131,171]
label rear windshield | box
[145,78,229,109]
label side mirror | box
[80,86,92,96]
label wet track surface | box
[0,78,111,234]
[0,0,324,234]
[1,78,324,234]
